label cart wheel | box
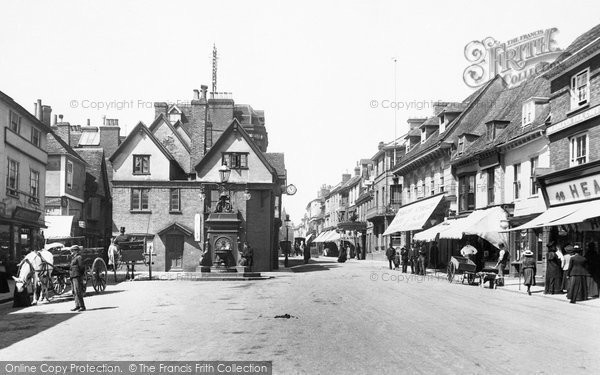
[52,274,67,295]
[446,262,455,283]
[92,258,107,293]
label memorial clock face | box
[215,237,232,250]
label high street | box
[1,258,599,374]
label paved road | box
[1,258,599,374]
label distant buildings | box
[305,23,600,280]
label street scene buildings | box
[1,3,600,374]
[300,24,600,302]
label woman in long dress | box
[567,244,590,303]
[522,249,536,296]
[585,242,599,298]
[544,242,563,294]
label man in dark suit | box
[567,244,591,304]
[69,245,86,311]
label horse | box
[13,250,54,305]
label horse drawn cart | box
[111,240,147,282]
[446,256,478,285]
[46,240,108,296]
[447,256,500,288]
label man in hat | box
[69,245,86,311]
[494,243,509,286]
[400,246,409,273]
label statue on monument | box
[215,192,233,213]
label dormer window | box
[571,68,590,110]
[405,140,411,153]
[457,136,465,155]
[421,128,427,144]
[439,115,446,134]
[486,123,496,141]
[522,100,535,126]
[168,106,182,124]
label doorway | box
[166,235,184,271]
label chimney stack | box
[342,173,351,183]
[53,114,57,126]
[378,141,385,150]
[433,101,449,116]
[200,85,208,100]
[354,165,360,176]
[42,105,52,127]
[36,99,43,120]
[407,118,427,130]
[87,119,91,126]
[102,115,106,126]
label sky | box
[1,0,599,224]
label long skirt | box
[567,276,588,302]
[545,276,563,294]
[523,268,536,286]
[561,273,570,291]
[586,276,599,298]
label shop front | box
[514,161,600,266]
[0,205,45,275]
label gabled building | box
[44,126,89,240]
[111,88,284,272]
[0,95,51,271]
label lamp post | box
[284,215,291,267]
[218,164,231,191]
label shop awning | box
[305,233,314,243]
[413,221,452,242]
[551,199,600,225]
[324,231,340,242]
[44,215,74,239]
[508,200,600,230]
[506,202,588,231]
[439,207,508,248]
[313,231,330,243]
[382,194,445,236]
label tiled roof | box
[76,148,107,197]
[441,102,468,113]
[451,75,550,163]
[393,76,506,173]
[556,24,600,62]
[47,132,87,164]
[264,153,286,179]
[420,117,439,127]
[544,23,600,77]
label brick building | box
[0,94,51,272]
[110,87,285,272]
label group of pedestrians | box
[543,242,600,304]
[386,241,429,275]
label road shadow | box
[82,306,118,311]
[283,258,341,273]
[0,311,78,350]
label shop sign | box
[12,207,41,223]
[546,173,600,206]
[547,104,600,135]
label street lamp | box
[219,164,231,185]
[284,214,291,267]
